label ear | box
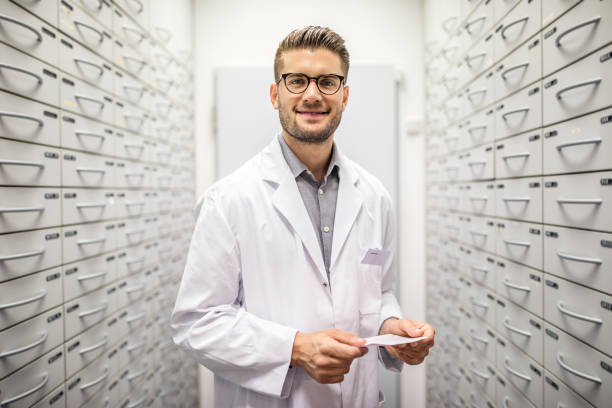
[270,83,279,110]
[341,85,349,112]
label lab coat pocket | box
[359,248,383,315]
[358,311,380,339]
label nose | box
[303,78,323,99]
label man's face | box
[270,48,349,144]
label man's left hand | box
[378,318,435,365]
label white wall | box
[192,1,426,406]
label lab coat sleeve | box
[171,191,298,398]
[378,194,404,372]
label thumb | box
[330,330,366,347]
[401,320,424,338]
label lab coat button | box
[318,188,324,195]
[323,226,330,233]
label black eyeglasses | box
[277,73,345,95]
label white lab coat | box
[171,136,403,408]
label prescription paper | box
[363,334,427,347]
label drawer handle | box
[0,63,43,84]
[75,131,106,141]
[469,296,488,309]
[77,237,106,245]
[76,167,106,174]
[503,358,532,382]
[124,114,145,126]
[124,144,145,151]
[467,125,487,134]
[470,265,489,274]
[0,332,48,358]
[0,14,42,42]
[465,52,486,68]
[502,152,530,160]
[76,202,107,209]
[470,231,488,237]
[125,0,144,14]
[502,107,529,120]
[556,302,602,324]
[503,239,531,247]
[78,303,108,318]
[556,250,602,265]
[503,318,532,337]
[502,278,531,292]
[469,196,488,201]
[125,173,145,178]
[74,20,104,43]
[0,159,45,168]
[500,16,529,40]
[0,111,44,126]
[555,16,602,48]
[125,311,146,323]
[125,201,145,207]
[0,247,45,262]
[126,389,149,408]
[122,55,147,68]
[77,270,109,281]
[468,360,489,380]
[127,337,147,352]
[556,352,602,384]
[0,205,44,213]
[154,26,172,43]
[73,58,104,77]
[502,196,530,202]
[126,256,145,265]
[503,397,510,408]
[441,16,458,33]
[80,366,110,390]
[468,329,489,344]
[0,373,48,405]
[79,335,109,354]
[74,94,105,108]
[556,78,602,100]
[501,62,529,81]
[127,363,149,381]
[469,393,483,408]
[556,137,602,150]
[0,290,46,310]
[467,89,487,103]
[556,198,602,205]
[465,16,486,35]
[122,25,146,42]
[444,136,459,143]
[125,284,145,294]
[122,84,145,93]
[468,161,487,166]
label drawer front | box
[62,221,117,264]
[468,284,497,327]
[543,107,612,175]
[463,216,497,254]
[115,160,151,189]
[495,82,542,139]
[463,0,494,44]
[0,346,64,408]
[0,90,60,146]
[0,0,59,65]
[495,130,543,178]
[0,228,61,282]
[113,10,150,57]
[115,130,149,161]
[114,0,150,31]
[59,0,113,58]
[543,171,612,232]
[0,306,63,380]
[496,337,544,407]
[543,225,612,293]
[61,150,116,188]
[60,73,114,124]
[495,220,543,270]
[63,252,117,302]
[114,72,150,110]
[11,0,58,27]
[463,29,495,81]
[0,187,61,234]
[59,34,114,93]
[467,352,497,400]
[544,323,612,408]
[60,111,116,156]
[496,296,544,364]
[113,40,149,80]
[115,101,150,135]
[461,143,495,181]
[0,41,59,107]
[542,0,612,76]
[65,348,119,408]
[543,44,612,126]
[30,384,65,408]
[114,190,151,219]
[64,318,115,379]
[544,369,595,408]
[496,372,536,408]
[462,69,495,117]
[496,258,543,317]
[495,176,543,223]
[544,275,612,356]
[62,188,116,225]
[115,245,148,279]
[542,0,582,27]
[465,249,496,291]
[115,271,149,310]
[0,139,61,186]
[465,315,497,364]
[493,0,542,58]
[494,34,542,101]
[73,0,114,29]
[118,324,151,367]
[64,284,117,339]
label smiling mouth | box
[296,110,330,117]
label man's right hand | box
[290,329,368,384]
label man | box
[171,26,435,407]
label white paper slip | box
[361,248,391,266]
[364,334,427,347]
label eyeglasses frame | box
[276,72,346,95]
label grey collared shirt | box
[278,134,339,284]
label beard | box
[278,99,342,145]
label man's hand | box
[291,329,368,384]
[379,318,435,365]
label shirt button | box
[323,226,330,233]
[322,282,328,287]
[318,188,324,195]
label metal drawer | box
[543,225,612,293]
[114,190,151,219]
[495,131,542,178]
[465,309,497,364]
[113,40,149,80]
[115,270,149,311]
[0,187,61,234]
[496,296,544,364]
[495,176,543,223]
[495,220,543,270]
[63,252,117,302]
[30,384,65,408]
[463,0,494,45]
[114,99,150,135]
[73,0,113,28]
[461,143,495,181]
[115,160,151,189]
[544,275,612,356]
[0,42,59,107]
[0,139,61,186]
[0,346,64,408]
[543,107,612,175]
[65,347,119,408]
[115,244,148,279]
[543,171,612,232]
[462,69,495,117]
[62,188,116,225]
[493,0,542,59]
[115,129,149,161]
[544,369,595,408]
[465,248,496,291]
[60,111,115,156]
[468,283,497,327]
[0,90,59,146]
[496,336,543,407]
[62,221,117,264]
[0,228,61,282]
[495,82,542,140]
[59,0,113,58]
[543,44,612,126]
[496,371,536,408]
[112,7,150,57]
[0,306,63,380]
[544,322,612,408]
[496,258,543,317]
[64,317,115,379]
[463,31,495,81]
[60,73,114,124]
[10,0,58,27]
[467,351,497,400]
[542,0,582,28]
[464,216,496,254]
[61,150,116,188]
[118,355,152,397]
[542,0,612,76]
[118,325,151,368]
[113,68,149,108]
[64,284,117,339]
[58,34,114,93]
[114,0,150,31]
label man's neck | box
[282,131,334,183]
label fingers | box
[398,319,425,338]
[330,329,367,348]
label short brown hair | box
[274,26,350,81]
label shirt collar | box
[277,133,340,181]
